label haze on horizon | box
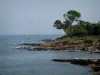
[0,0,100,35]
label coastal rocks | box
[52,58,100,66]
[20,43,41,46]
[19,41,100,51]
[90,64,100,72]
[18,37,100,51]
[92,51,100,54]
[52,58,100,74]
[41,39,53,42]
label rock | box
[19,37,100,51]
[92,51,100,54]
[89,64,100,72]
[20,43,41,46]
[52,58,100,66]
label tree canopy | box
[53,10,100,36]
[54,10,81,35]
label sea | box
[0,35,100,75]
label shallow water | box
[0,35,100,75]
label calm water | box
[0,35,100,75]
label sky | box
[0,0,100,35]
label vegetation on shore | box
[52,10,100,51]
[53,10,100,36]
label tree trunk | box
[63,28,67,35]
[68,26,72,37]
[70,21,73,37]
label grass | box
[54,35,100,43]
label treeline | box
[69,20,100,36]
[53,10,100,36]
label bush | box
[83,36,96,43]
[83,39,93,43]
[72,32,87,36]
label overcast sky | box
[0,0,100,35]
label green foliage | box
[85,22,93,30]
[53,20,63,29]
[66,27,70,32]
[53,10,81,35]
[53,10,100,36]
[54,20,62,24]
[65,10,81,22]
[83,39,93,44]
[63,10,81,32]
[63,10,81,34]
[83,36,98,43]
[72,25,87,32]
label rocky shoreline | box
[52,58,100,74]
[17,36,100,74]
[52,58,100,65]
[18,36,100,51]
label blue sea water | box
[0,35,100,75]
